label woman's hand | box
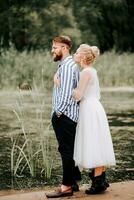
[54,73,60,87]
[72,89,81,101]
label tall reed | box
[10,84,54,180]
[0,47,134,89]
[95,51,134,86]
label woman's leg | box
[94,166,105,177]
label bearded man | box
[46,36,81,198]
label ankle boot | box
[102,172,109,188]
[88,169,94,187]
[85,173,107,195]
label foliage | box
[95,51,134,86]
[72,0,134,52]
[0,0,133,52]
[10,88,54,179]
[0,0,81,51]
[0,47,133,89]
[0,46,56,89]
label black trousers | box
[51,112,81,186]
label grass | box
[0,46,56,90]
[0,89,133,189]
[95,51,134,86]
[0,47,134,89]
[0,47,134,189]
[10,87,54,180]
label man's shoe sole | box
[46,191,73,198]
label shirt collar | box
[59,55,72,67]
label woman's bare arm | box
[72,70,91,101]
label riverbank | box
[0,88,133,190]
[0,181,133,200]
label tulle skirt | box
[73,98,116,170]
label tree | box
[71,0,134,52]
[0,0,81,51]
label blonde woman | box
[73,44,116,194]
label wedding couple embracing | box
[46,35,116,198]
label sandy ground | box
[0,181,133,200]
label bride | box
[72,44,116,194]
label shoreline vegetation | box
[0,88,133,190]
[0,48,134,90]
[0,48,134,190]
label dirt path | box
[0,181,133,200]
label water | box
[0,89,134,190]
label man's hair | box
[52,35,72,48]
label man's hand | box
[56,112,62,118]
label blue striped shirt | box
[52,56,80,122]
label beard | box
[53,51,62,62]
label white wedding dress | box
[73,67,116,170]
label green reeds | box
[95,51,134,86]
[10,85,54,180]
[0,47,134,89]
[0,46,56,89]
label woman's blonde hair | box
[79,44,100,64]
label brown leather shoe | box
[46,188,73,198]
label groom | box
[46,36,81,198]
